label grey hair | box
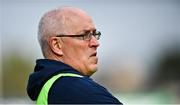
[38,7,89,57]
[38,7,67,57]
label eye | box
[83,33,91,40]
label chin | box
[88,65,98,75]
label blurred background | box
[1,0,180,104]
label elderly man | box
[27,7,122,104]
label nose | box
[89,36,100,48]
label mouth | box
[90,52,97,57]
[90,52,98,64]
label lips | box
[90,52,97,57]
[90,52,98,64]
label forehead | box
[63,9,95,34]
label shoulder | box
[50,76,92,91]
[48,76,95,100]
[48,76,122,104]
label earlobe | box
[49,37,63,56]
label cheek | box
[72,45,89,60]
[78,49,89,61]
[63,40,89,63]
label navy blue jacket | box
[27,59,122,104]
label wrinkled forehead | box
[61,8,95,34]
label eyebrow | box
[79,28,96,34]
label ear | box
[49,37,63,56]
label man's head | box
[38,7,100,76]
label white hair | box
[38,7,89,57]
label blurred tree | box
[155,50,180,85]
[152,47,180,85]
[2,51,33,98]
[149,40,180,99]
